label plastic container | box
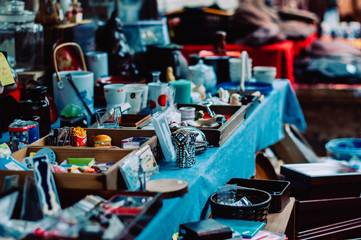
[325,138,361,161]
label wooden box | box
[33,128,158,151]
[1,145,132,191]
[227,178,290,213]
[58,189,163,239]
[176,96,259,147]
[281,162,361,200]
[295,196,361,232]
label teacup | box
[253,66,277,84]
[103,84,126,109]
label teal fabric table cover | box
[137,79,306,240]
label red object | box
[45,93,59,123]
[4,83,22,102]
[150,100,156,110]
[73,135,87,147]
[53,41,84,71]
[199,50,241,58]
[293,32,318,56]
[157,94,167,107]
[182,40,295,86]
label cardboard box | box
[2,145,132,191]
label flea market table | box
[137,79,306,240]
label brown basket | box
[210,187,271,222]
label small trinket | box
[172,129,196,168]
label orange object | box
[93,134,112,147]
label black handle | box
[66,74,92,117]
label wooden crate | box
[176,96,258,147]
[1,145,133,191]
[32,128,158,151]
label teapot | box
[187,59,217,92]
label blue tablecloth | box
[137,79,306,240]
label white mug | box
[103,84,126,109]
[124,86,143,114]
[148,82,173,113]
[125,83,149,109]
[85,51,109,82]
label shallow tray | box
[227,178,290,213]
[176,94,259,147]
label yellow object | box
[72,126,86,137]
[0,53,15,86]
[29,152,36,157]
[93,134,112,147]
[166,66,176,82]
[70,165,80,173]
[172,232,179,240]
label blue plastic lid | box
[325,138,361,154]
[217,81,273,95]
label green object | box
[215,218,265,238]
[61,104,83,117]
[67,158,95,165]
[168,79,192,104]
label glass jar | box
[0,1,43,71]
[20,86,51,137]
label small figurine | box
[35,0,62,26]
[217,88,230,103]
[229,93,243,105]
[166,66,176,82]
[96,10,138,76]
[172,129,196,168]
[66,0,83,23]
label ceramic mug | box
[124,86,143,114]
[125,83,149,109]
[85,51,109,83]
[103,84,126,109]
[148,82,173,114]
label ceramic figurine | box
[35,0,62,26]
[230,93,243,105]
[96,10,137,76]
[172,129,196,168]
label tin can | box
[8,120,30,152]
[26,120,39,143]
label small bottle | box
[20,86,51,137]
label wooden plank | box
[264,197,295,235]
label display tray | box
[227,178,290,213]
[58,189,163,240]
[119,114,151,127]
[280,162,361,200]
[32,128,157,151]
[295,196,361,232]
[176,94,259,147]
[2,145,133,190]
